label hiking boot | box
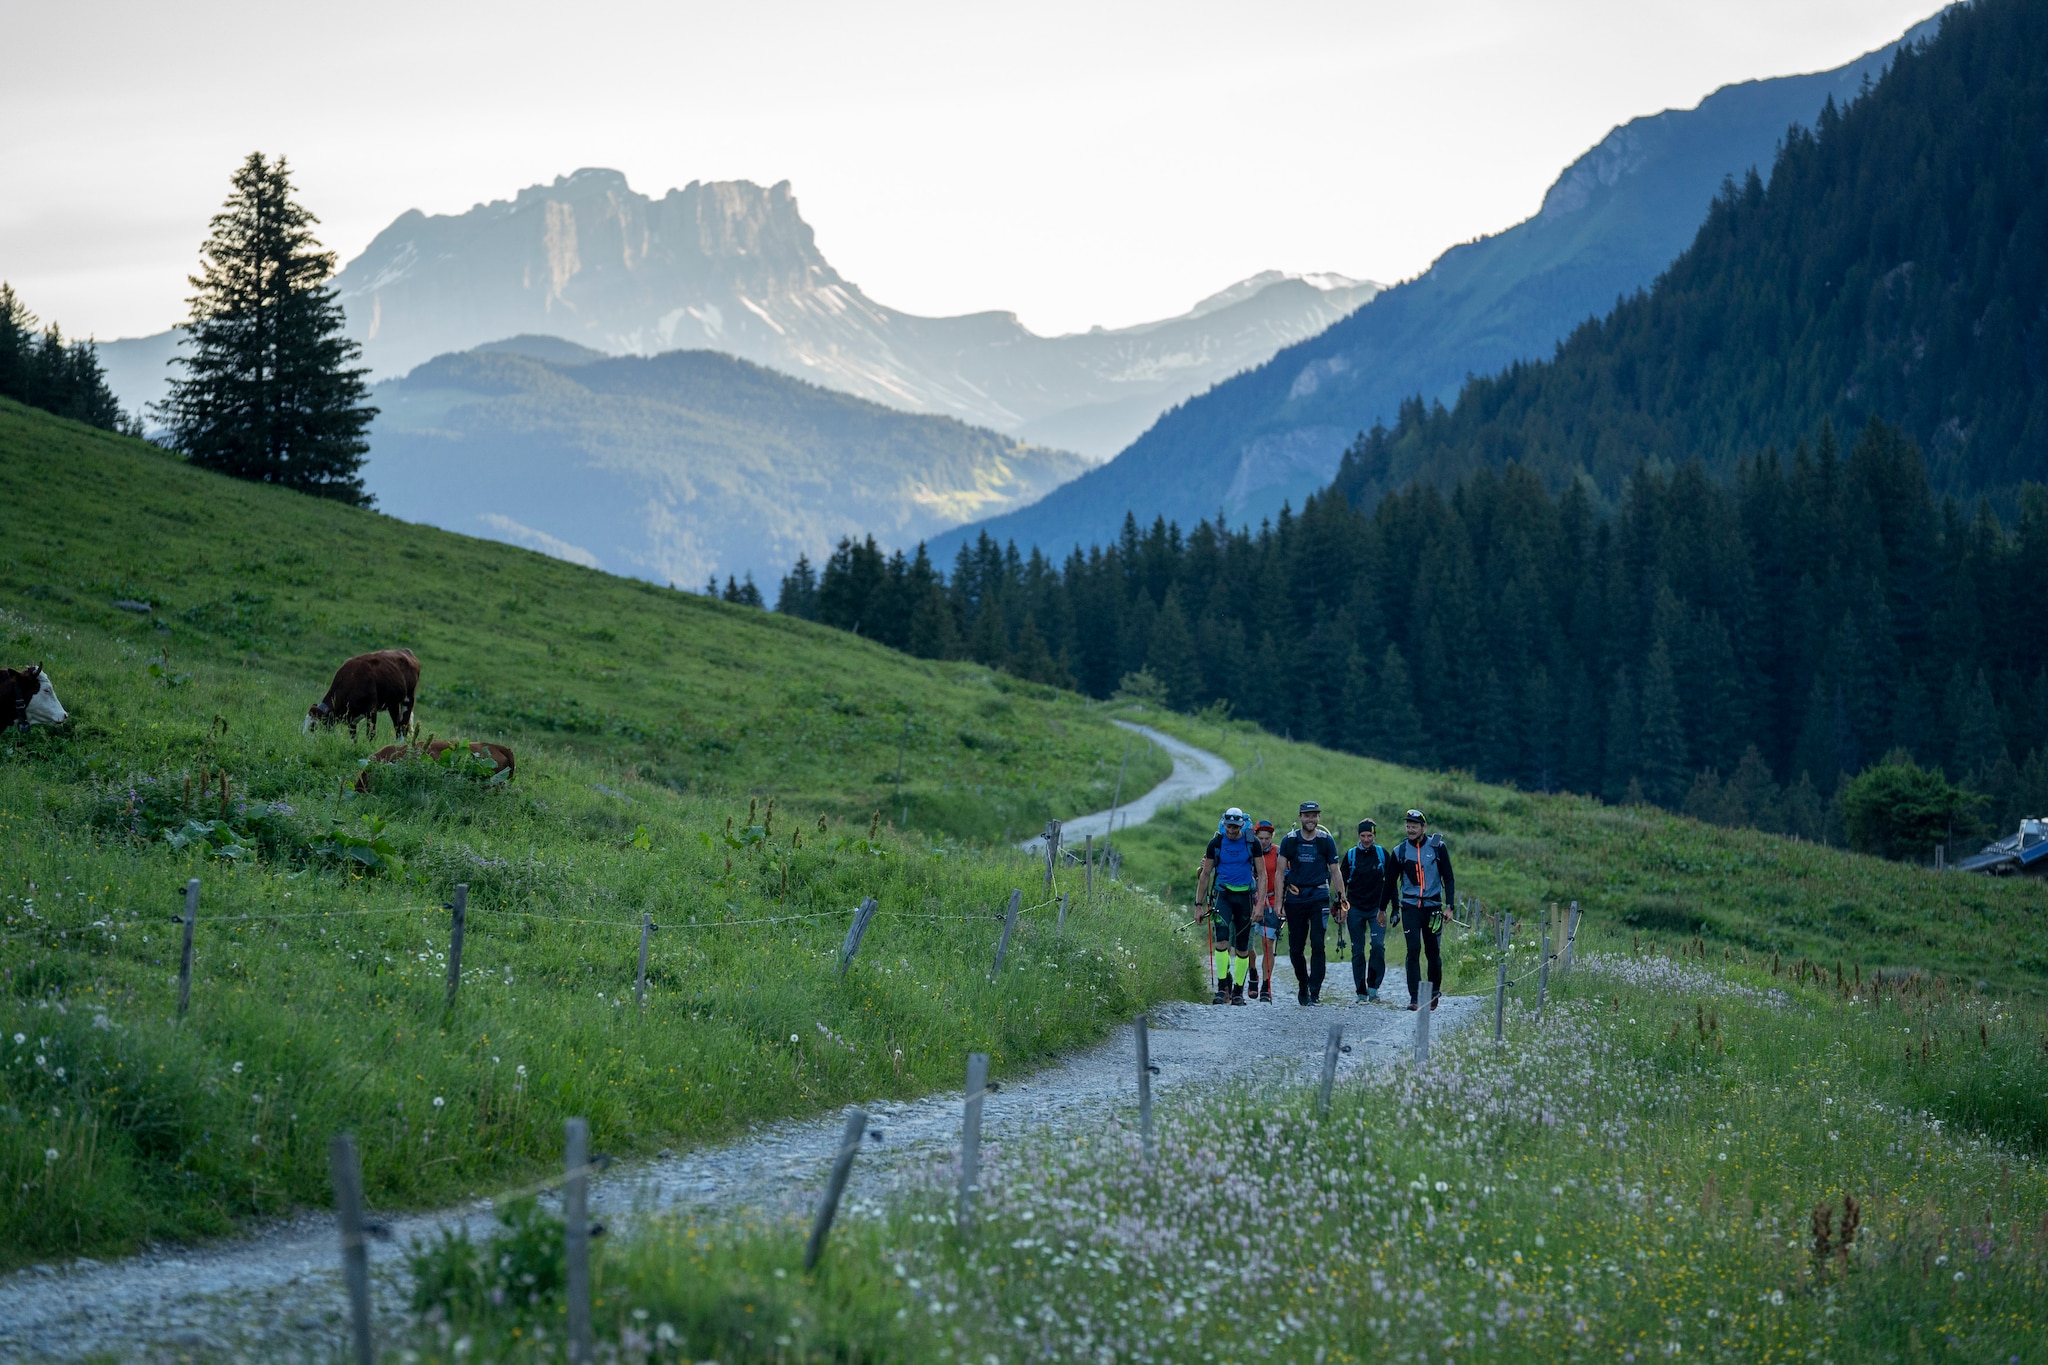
[1430,993,1441,1011]
[1212,986,1229,1005]
[1405,1000,1419,1011]
[1230,983,1247,1005]
[1366,988,1380,1003]
[1259,984,1273,1003]
[1297,988,1310,1006]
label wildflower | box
[232,1061,244,1074]
[44,1148,58,1163]
[434,1096,446,1108]
[11,1033,22,1045]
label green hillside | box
[1339,0,2048,507]
[0,399,1178,1266]
[0,397,1162,842]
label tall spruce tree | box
[160,153,375,504]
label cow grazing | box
[2,665,67,731]
[354,739,515,792]
[305,649,420,740]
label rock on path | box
[0,960,1475,1363]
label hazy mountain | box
[363,338,1083,588]
[929,13,1943,564]
[97,176,1376,460]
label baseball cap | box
[1222,806,1247,825]
[1254,818,1275,832]
[1299,800,1320,814]
[1405,808,1426,823]
[1358,818,1376,833]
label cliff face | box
[323,170,1375,458]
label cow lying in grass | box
[354,738,515,792]
[305,649,419,740]
[2,664,67,731]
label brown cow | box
[354,738,515,792]
[305,649,420,740]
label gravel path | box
[0,956,1477,1363]
[1018,718,1233,855]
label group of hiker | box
[1194,803,1454,1009]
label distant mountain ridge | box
[364,338,1083,588]
[929,12,1943,563]
[1330,0,2045,510]
[97,175,1377,460]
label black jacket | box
[1338,843,1396,916]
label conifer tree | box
[1602,668,1639,804]
[1375,645,1424,765]
[160,153,375,503]
[1145,588,1200,711]
[1637,643,1689,805]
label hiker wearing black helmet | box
[1196,807,1268,1005]
[1278,801,1342,1005]
[1339,818,1397,1003]
[1388,808,1455,1010]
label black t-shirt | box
[1277,828,1340,901]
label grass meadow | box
[403,948,2048,1363]
[0,402,1188,1266]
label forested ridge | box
[0,284,133,434]
[1335,0,2048,511]
[783,418,2048,844]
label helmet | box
[1254,819,1275,833]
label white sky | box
[3,0,1939,342]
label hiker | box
[1388,808,1455,1010]
[1196,807,1267,1005]
[1278,801,1342,1005]
[1252,818,1281,1002]
[1339,817,1396,1002]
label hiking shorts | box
[1214,886,1256,954]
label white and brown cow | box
[354,738,515,791]
[304,649,420,740]
[1,665,67,731]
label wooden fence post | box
[992,889,1021,975]
[176,878,198,1019]
[564,1118,593,1365]
[1537,924,1552,1016]
[1042,820,1061,890]
[958,1052,988,1232]
[444,884,467,1010]
[839,897,879,977]
[635,912,654,1009]
[1413,980,1433,1066]
[1319,1022,1344,1116]
[804,1108,869,1270]
[1561,901,1581,973]
[1135,1014,1154,1158]
[1084,834,1094,900]
[328,1133,374,1365]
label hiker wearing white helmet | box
[1196,806,1268,1005]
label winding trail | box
[1019,718,1234,854]
[0,978,1478,1363]
[2,722,1409,1364]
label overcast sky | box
[4,0,1939,342]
